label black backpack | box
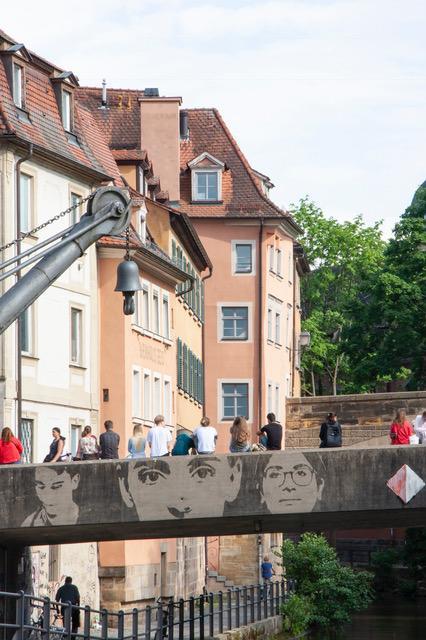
[325,421,342,448]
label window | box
[267,383,273,414]
[142,283,150,329]
[62,89,72,131]
[70,192,82,225]
[267,306,273,341]
[70,307,83,364]
[162,294,170,339]
[163,378,172,425]
[194,171,218,201]
[286,305,292,348]
[20,173,32,233]
[288,252,293,283]
[13,63,23,108]
[268,295,283,346]
[19,418,33,463]
[276,249,282,277]
[177,339,203,403]
[134,290,140,326]
[234,243,253,274]
[49,545,60,582]
[275,311,281,345]
[133,369,141,417]
[71,424,81,457]
[268,245,274,272]
[221,306,249,341]
[20,307,32,354]
[275,385,280,419]
[222,383,249,420]
[153,374,161,417]
[152,289,160,334]
[143,371,151,421]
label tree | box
[290,198,385,395]
[280,533,373,632]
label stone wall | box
[286,390,426,431]
[211,615,283,640]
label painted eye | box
[139,470,164,485]
[192,466,215,481]
[266,469,282,480]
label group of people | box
[317,408,426,449]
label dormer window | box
[188,152,225,203]
[62,89,72,131]
[13,62,23,108]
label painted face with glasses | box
[259,452,324,513]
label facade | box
[76,86,211,606]
[0,30,121,606]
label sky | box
[2,0,426,237]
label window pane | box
[152,291,160,333]
[222,383,248,419]
[143,374,151,420]
[196,172,218,200]
[235,319,247,338]
[13,64,22,107]
[207,172,218,199]
[162,296,169,338]
[222,307,248,340]
[164,380,171,424]
[235,244,252,273]
[275,312,281,344]
[20,174,31,233]
[142,287,149,329]
[269,246,274,271]
[62,90,71,131]
[20,308,30,353]
[276,249,282,276]
[70,192,81,225]
[196,173,207,199]
[71,425,81,456]
[71,308,82,363]
[267,307,273,340]
[20,419,33,463]
[133,370,140,416]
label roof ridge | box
[78,86,144,94]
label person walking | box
[0,427,23,464]
[257,413,282,450]
[261,554,275,598]
[229,416,251,453]
[147,415,172,457]
[99,420,120,459]
[43,427,66,463]
[55,576,80,634]
[76,425,99,460]
[172,428,195,455]
[390,409,413,445]
[413,411,426,443]
[128,424,146,459]
[193,417,217,454]
[319,412,342,448]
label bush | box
[279,533,374,630]
[370,548,400,592]
[281,594,314,636]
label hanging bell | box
[115,259,142,315]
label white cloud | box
[2,0,426,236]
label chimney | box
[101,79,107,107]
[180,110,189,140]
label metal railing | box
[0,581,295,640]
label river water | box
[311,598,426,639]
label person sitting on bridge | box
[193,417,218,454]
[128,424,147,459]
[390,409,414,445]
[22,465,80,526]
[413,411,426,444]
[147,415,172,457]
[171,428,195,455]
[118,454,242,521]
[0,427,23,465]
[229,416,251,453]
[43,427,66,463]
[55,576,80,634]
[319,413,342,448]
[257,413,282,450]
[99,420,120,459]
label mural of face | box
[259,452,324,514]
[120,456,242,520]
[26,466,80,526]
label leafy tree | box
[279,533,373,631]
[290,198,385,394]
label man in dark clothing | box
[99,420,120,459]
[319,412,342,448]
[55,576,80,633]
[257,413,283,450]
[171,429,195,455]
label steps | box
[285,423,391,449]
[207,570,234,592]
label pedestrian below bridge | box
[0,427,23,464]
[390,409,413,445]
[55,576,80,634]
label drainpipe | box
[15,143,33,437]
[258,218,264,428]
[291,252,297,398]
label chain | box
[0,193,94,253]
[125,225,130,260]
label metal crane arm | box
[0,186,131,335]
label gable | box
[188,151,225,170]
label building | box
[77,86,212,606]
[0,30,121,604]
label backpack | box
[325,421,342,448]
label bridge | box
[1,447,426,547]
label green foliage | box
[403,527,426,581]
[280,533,373,630]
[281,593,314,636]
[370,548,400,592]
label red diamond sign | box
[387,465,425,504]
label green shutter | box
[183,344,188,392]
[172,240,177,264]
[177,338,182,388]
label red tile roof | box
[180,109,295,222]
[0,32,121,184]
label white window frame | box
[152,286,160,336]
[267,381,273,414]
[162,292,170,340]
[231,240,256,276]
[70,191,83,226]
[163,375,172,425]
[192,169,222,202]
[19,172,33,234]
[268,245,275,272]
[275,384,281,420]
[267,295,283,346]
[62,88,72,131]
[217,378,253,423]
[218,302,252,343]
[288,251,293,283]
[286,304,293,349]
[70,306,83,366]
[20,306,33,356]
[143,369,152,422]
[70,424,82,457]
[132,367,142,418]
[141,280,150,331]
[275,310,281,346]
[13,62,23,108]
[276,248,282,278]
[153,372,162,418]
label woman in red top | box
[390,409,414,445]
[0,427,23,464]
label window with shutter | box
[183,344,188,391]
